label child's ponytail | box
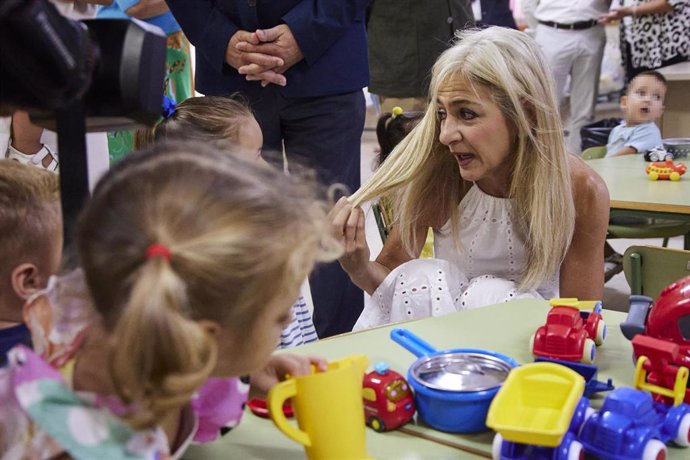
[110,251,217,429]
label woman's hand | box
[598,8,630,24]
[249,353,327,398]
[329,197,371,279]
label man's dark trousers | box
[247,85,366,337]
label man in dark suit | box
[474,0,517,29]
[166,0,370,337]
[367,0,474,113]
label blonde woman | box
[330,27,610,330]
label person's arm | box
[329,197,425,295]
[521,0,540,30]
[559,155,610,301]
[116,0,169,19]
[163,0,240,73]
[165,0,283,80]
[608,146,638,157]
[281,0,368,66]
[235,0,368,86]
[616,124,665,156]
[600,0,673,23]
[249,354,328,399]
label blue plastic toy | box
[620,295,654,341]
[486,362,591,460]
[492,397,590,460]
[579,387,690,459]
[535,357,614,397]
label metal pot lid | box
[411,352,513,392]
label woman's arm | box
[600,0,673,23]
[329,197,426,295]
[559,156,610,300]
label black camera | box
[0,0,166,128]
[0,0,167,245]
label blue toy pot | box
[391,328,518,433]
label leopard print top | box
[620,0,690,69]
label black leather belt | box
[538,19,599,30]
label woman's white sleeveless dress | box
[353,185,559,331]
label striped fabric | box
[278,296,318,348]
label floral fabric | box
[0,270,249,458]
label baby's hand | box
[249,353,328,398]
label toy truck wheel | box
[566,440,584,460]
[368,416,386,433]
[641,439,667,460]
[675,414,690,447]
[670,172,681,181]
[594,321,606,346]
[491,433,503,460]
[577,407,597,436]
[648,171,659,181]
[580,338,596,364]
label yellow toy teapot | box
[267,354,371,460]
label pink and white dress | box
[0,269,249,459]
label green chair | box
[372,201,390,243]
[623,245,690,297]
[371,198,435,258]
[583,146,690,250]
[581,146,607,160]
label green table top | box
[183,299,688,459]
[586,155,690,216]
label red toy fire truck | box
[530,299,606,364]
[362,362,415,432]
[622,276,690,404]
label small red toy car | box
[625,276,690,404]
[530,299,606,364]
[646,160,687,181]
[362,362,415,432]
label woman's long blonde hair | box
[77,141,340,428]
[351,27,575,290]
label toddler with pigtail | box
[136,94,318,348]
[0,141,340,458]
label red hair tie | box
[145,243,172,261]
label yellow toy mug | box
[267,354,371,460]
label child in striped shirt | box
[140,95,319,348]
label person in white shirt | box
[523,0,612,155]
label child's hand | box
[249,353,328,398]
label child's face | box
[622,75,666,126]
[213,290,295,377]
[21,206,62,297]
[1,208,62,324]
[236,117,264,162]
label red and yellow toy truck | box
[646,160,687,181]
[622,276,690,405]
[530,299,606,364]
[362,362,415,432]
